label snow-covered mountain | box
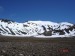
[0,19,75,37]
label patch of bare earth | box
[0,36,75,56]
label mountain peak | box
[0,19,75,37]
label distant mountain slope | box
[0,19,75,37]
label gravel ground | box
[0,42,75,56]
[0,36,75,56]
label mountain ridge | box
[0,19,75,37]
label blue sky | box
[0,0,75,23]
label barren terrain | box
[0,36,75,56]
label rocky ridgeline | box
[0,19,75,37]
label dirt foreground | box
[0,36,75,56]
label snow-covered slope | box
[0,19,75,37]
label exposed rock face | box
[0,19,75,37]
